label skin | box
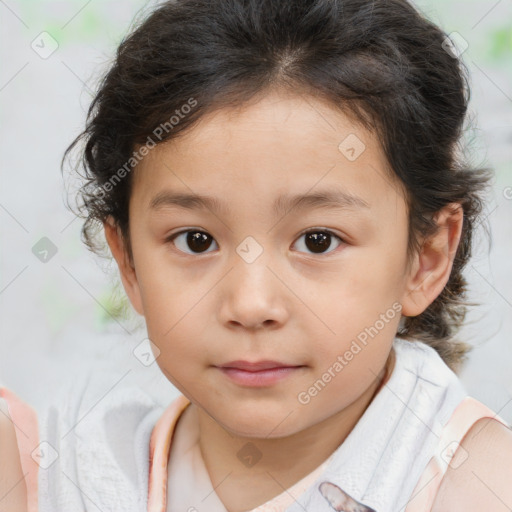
[105,88,465,511]
[431,418,512,512]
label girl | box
[1,0,511,511]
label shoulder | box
[0,397,28,512]
[432,416,512,511]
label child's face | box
[112,90,418,438]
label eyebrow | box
[149,188,371,217]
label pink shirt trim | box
[147,394,191,512]
[0,386,39,512]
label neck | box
[188,346,395,512]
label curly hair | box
[62,0,493,373]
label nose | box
[218,254,290,331]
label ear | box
[400,203,463,318]
[103,217,144,316]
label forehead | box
[132,90,405,219]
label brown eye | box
[168,230,217,254]
[293,229,344,255]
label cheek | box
[315,257,401,319]
[131,249,178,338]
[134,259,212,358]
[344,229,407,302]
[306,256,403,362]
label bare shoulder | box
[432,416,512,512]
[0,397,28,512]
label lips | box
[217,360,301,372]
[216,361,305,387]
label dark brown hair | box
[63,0,493,373]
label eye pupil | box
[305,232,331,253]
[188,231,213,253]
[173,229,340,256]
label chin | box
[219,409,304,439]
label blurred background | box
[0,0,511,423]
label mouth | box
[217,360,302,371]
[215,360,306,387]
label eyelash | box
[165,228,346,257]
